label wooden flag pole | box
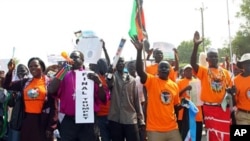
[136,0,147,69]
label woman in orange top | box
[234,53,250,125]
[3,58,58,141]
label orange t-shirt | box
[23,76,47,114]
[97,75,111,116]
[146,63,176,82]
[177,78,203,121]
[234,75,250,111]
[195,66,232,103]
[144,73,180,132]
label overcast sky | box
[0,0,242,67]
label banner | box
[47,54,64,65]
[111,38,126,69]
[0,59,9,73]
[76,37,102,64]
[152,42,175,60]
[75,70,94,123]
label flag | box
[183,100,199,141]
[128,0,146,42]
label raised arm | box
[225,56,230,70]
[146,48,154,60]
[3,59,24,91]
[173,48,179,72]
[191,31,203,73]
[131,38,147,84]
[101,39,111,66]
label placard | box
[76,37,102,64]
[152,42,175,60]
[75,70,94,123]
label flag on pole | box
[128,0,146,42]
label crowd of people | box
[0,30,249,141]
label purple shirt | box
[57,68,101,116]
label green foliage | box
[177,38,211,64]
[231,0,250,57]
[218,47,230,62]
[232,31,250,56]
[236,0,250,30]
[177,40,193,64]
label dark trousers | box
[196,121,203,141]
[109,120,140,141]
[139,128,146,141]
[60,115,98,141]
[97,116,111,141]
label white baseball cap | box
[183,64,192,71]
[207,47,218,54]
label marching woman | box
[3,58,58,141]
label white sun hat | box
[237,53,250,69]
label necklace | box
[207,67,227,93]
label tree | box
[236,0,250,31]
[177,40,193,64]
[232,31,250,56]
[177,38,211,64]
[218,47,230,62]
[231,0,250,57]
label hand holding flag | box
[129,0,150,53]
[128,0,147,43]
[131,36,143,51]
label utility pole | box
[196,2,207,52]
[201,3,205,51]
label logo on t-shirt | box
[211,80,223,93]
[27,88,39,98]
[161,91,172,104]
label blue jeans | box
[8,129,20,141]
[97,116,111,141]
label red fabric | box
[203,105,231,141]
[135,7,145,41]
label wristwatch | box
[99,83,103,87]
